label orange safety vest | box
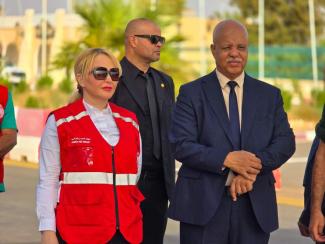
[53,99,144,244]
[0,85,9,192]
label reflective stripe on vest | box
[112,112,139,131]
[61,172,137,185]
[56,111,88,127]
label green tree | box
[51,41,84,82]
[52,0,193,89]
[229,0,325,45]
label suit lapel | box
[241,75,258,148]
[120,58,146,114]
[151,71,164,114]
[202,71,234,146]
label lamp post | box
[41,0,47,76]
[198,0,207,76]
[308,0,318,86]
[258,0,264,80]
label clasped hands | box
[223,151,262,201]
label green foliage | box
[74,0,131,53]
[36,75,53,90]
[291,79,303,101]
[25,96,41,108]
[59,78,73,94]
[311,88,325,107]
[280,89,292,112]
[0,77,13,90]
[51,42,83,84]
[52,0,193,90]
[229,0,325,45]
[15,80,29,93]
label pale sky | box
[186,0,236,17]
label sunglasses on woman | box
[134,35,166,45]
[91,67,119,81]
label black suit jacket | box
[110,57,175,199]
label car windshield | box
[12,72,25,78]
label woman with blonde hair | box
[36,48,144,244]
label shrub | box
[36,75,53,90]
[25,96,41,108]
[311,89,325,107]
[15,80,29,93]
[0,77,13,90]
[281,89,293,112]
[59,78,73,94]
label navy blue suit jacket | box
[168,71,295,233]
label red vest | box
[0,85,9,191]
[53,99,144,244]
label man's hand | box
[0,129,17,158]
[309,210,325,243]
[224,151,262,180]
[229,174,256,201]
[41,230,59,244]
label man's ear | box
[128,35,137,48]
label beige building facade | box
[0,9,83,86]
[0,8,218,86]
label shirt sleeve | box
[316,105,325,142]
[1,92,17,130]
[36,114,61,232]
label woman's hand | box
[41,230,59,244]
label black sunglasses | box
[134,35,166,45]
[91,67,119,81]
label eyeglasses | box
[91,67,119,81]
[134,35,166,45]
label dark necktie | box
[145,73,161,159]
[228,81,241,150]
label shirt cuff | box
[39,218,56,232]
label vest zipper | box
[111,146,120,229]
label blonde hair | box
[71,48,122,100]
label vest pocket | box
[62,205,104,226]
[57,186,115,226]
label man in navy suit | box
[168,19,295,244]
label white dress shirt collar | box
[215,69,245,89]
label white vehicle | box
[2,66,26,84]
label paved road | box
[0,141,315,243]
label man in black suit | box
[110,18,175,244]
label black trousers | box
[137,170,168,244]
[57,230,128,244]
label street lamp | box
[308,0,318,86]
[41,0,47,76]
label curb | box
[294,130,315,142]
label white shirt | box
[36,100,142,231]
[215,70,244,185]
